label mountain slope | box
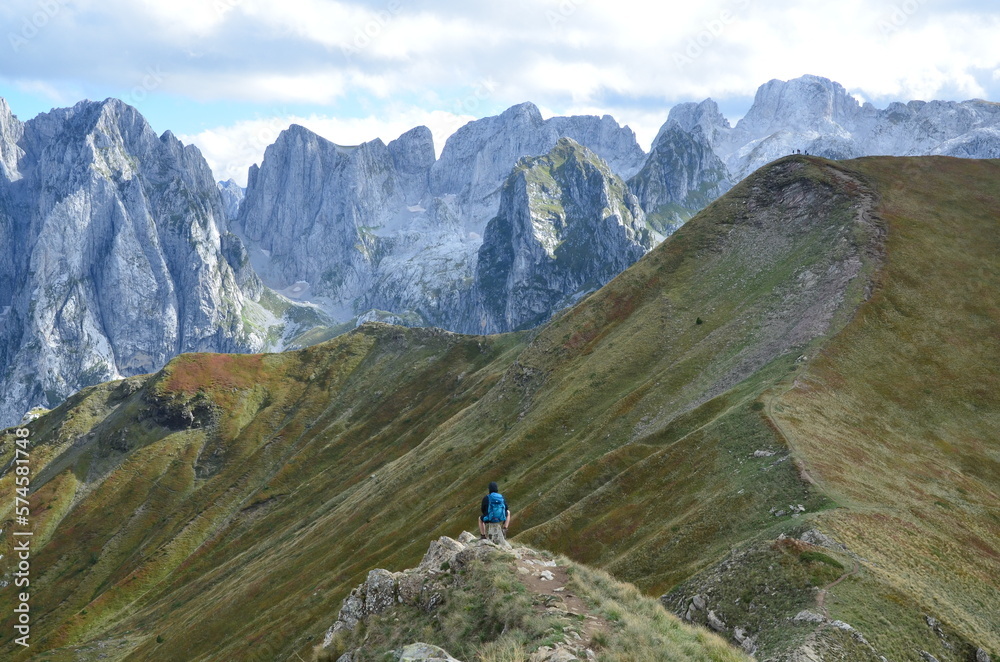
[770,156,1000,657]
[2,156,997,662]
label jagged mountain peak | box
[735,74,863,139]
[387,124,435,203]
[389,123,434,148]
[36,97,149,135]
[472,136,651,333]
[429,103,646,230]
[273,122,333,149]
[629,121,732,235]
[499,100,545,123]
[662,98,731,146]
[0,96,309,427]
[519,134,599,167]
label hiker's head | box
[488,481,499,493]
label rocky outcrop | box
[322,535,610,662]
[0,98,309,427]
[471,138,655,334]
[322,535,506,649]
[430,102,646,234]
[628,123,732,233]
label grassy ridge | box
[1,156,995,660]
[773,156,1000,654]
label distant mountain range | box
[2,74,1000,425]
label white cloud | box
[133,0,231,37]
[12,79,74,105]
[4,0,1000,160]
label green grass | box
[773,156,1000,654]
[563,560,750,662]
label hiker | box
[479,481,511,539]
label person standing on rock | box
[479,481,512,539]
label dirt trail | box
[512,547,610,646]
[816,561,860,618]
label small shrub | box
[696,317,704,325]
[156,635,164,644]
[800,551,845,570]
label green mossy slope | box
[1,156,996,661]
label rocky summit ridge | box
[671,74,1000,179]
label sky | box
[2,0,1000,185]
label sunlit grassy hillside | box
[1,155,996,661]
[771,156,1000,657]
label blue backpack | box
[485,492,507,523]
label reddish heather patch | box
[163,353,265,394]
[564,324,601,353]
[772,537,810,554]
[961,532,1000,562]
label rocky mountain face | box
[234,106,658,333]
[628,123,732,233]
[0,98,313,427]
[472,138,655,334]
[233,123,477,327]
[685,74,1000,179]
[216,178,244,222]
[236,125,410,305]
[429,102,647,234]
